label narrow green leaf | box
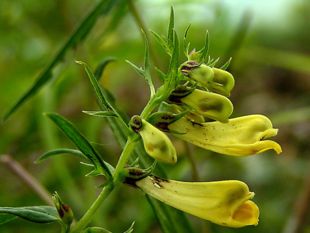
[0,206,59,224]
[208,57,220,67]
[167,7,175,51]
[199,30,209,63]
[46,113,112,180]
[183,24,191,58]
[80,162,94,167]
[150,30,171,56]
[85,169,103,177]
[168,31,179,75]
[92,60,129,148]
[146,196,177,233]
[220,57,232,70]
[77,61,113,111]
[82,110,118,118]
[155,67,166,82]
[0,214,17,225]
[36,148,115,175]
[124,221,135,233]
[35,148,85,164]
[142,30,151,75]
[125,60,145,77]
[142,31,155,96]
[94,59,128,122]
[3,0,120,121]
[76,61,126,129]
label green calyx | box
[52,192,74,226]
[129,115,143,132]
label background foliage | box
[0,0,310,232]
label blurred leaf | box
[124,221,135,233]
[3,0,121,121]
[46,113,113,180]
[146,195,194,233]
[94,58,116,81]
[145,196,176,233]
[82,110,118,118]
[0,214,17,225]
[0,206,59,224]
[271,107,310,125]
[83,227,112,233]
[244,47,310,74]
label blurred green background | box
[0,0,310,232]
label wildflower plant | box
[0,7,282,233]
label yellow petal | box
[169,114,282,156]
[209,68,235,96]
[231,200,259,227]
[136,176,259,227]
[187,64,214,86]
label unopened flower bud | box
[170,89,233,122]
[181,62,214,87]
[52,192,73,226]
[209,68,235,96]
[129,116,177,163]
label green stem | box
[70,184,114,233]
[70,68,175,232]
[113,135,138,182]
[70,135,138,232]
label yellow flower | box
[169,114,282,156]
[135,176,259,227]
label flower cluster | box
[127,57,282,227]
[126,26,281,227]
